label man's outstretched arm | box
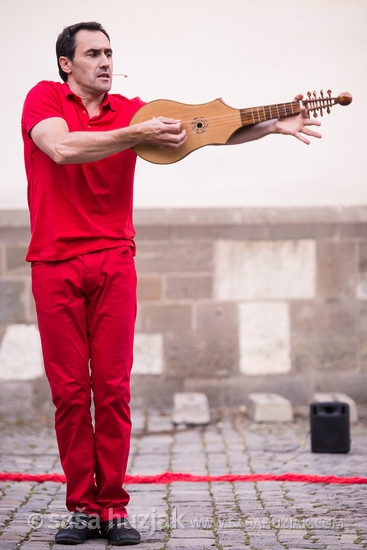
[30,116,187,165]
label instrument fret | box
[240,101,301,127]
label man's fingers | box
[157,117,184,136]
[295,133,310,145]
[145,116,187,148]
[303,117,322,127]
[157,116,181,123]
[157,116,182,127]
[158,128,187,149]
[162,131,186,144]
[301,127,322,139]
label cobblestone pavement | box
[0,407,366,550]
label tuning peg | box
[312,90,318,117]
[303,88,351,117]
[318,90,324,116]
[305,91,316,116]
[326,89,332,113]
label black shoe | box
[101,518,141,546]
[55,512,101,545]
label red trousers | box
[31,246,137,521]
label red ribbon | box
[1,471,366,485]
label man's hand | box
[140,116,187,149]
[273,94,322,145]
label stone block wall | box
[0,207,366,415]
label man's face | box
[61,30,113,94]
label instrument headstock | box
[303,89,352,117]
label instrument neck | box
[240,100,301,126]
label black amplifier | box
[310,402,350,453]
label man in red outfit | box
[22,21,321,546]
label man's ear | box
[59,56,72,75]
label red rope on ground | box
[0,471,366,485]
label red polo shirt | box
[21,81,145,261]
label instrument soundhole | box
[192,117,208,134]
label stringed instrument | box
[130,90,352,165]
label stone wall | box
[0,207,366,415]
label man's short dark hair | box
[56,22,110,82]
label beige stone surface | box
[0,207,366,407]
[133,333,163,375]
[214,239,316,300]
[0,324,44,380]
[239,302,291,375]
[247,392,294,422]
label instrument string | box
[176,106,290,129]
[175,98,335,132]
[180,100,331,126]
[179,107,295,132]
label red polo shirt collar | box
[61,82,117,112]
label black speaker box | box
[310,401,350,453]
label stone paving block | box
[166,538,216,549]
[139,529,166,542]
[136,544,165,550]
[247,392,294,422]
[134,544,163,550]
[171,392,210,425]
[0,409,367,550]
[311,392,358,423]
[0,541,19,550]
[248,535,285,550]
[216,528,248,547]
[183,377,221,408]
[170,528,215,538]
[20,545,51,550]
[54,543,106,550]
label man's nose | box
[100,54,111,66]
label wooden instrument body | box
[129,91,352,165]
[130,98,242,165]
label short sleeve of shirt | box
[130,96,146,111]
[21,80,65,137]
